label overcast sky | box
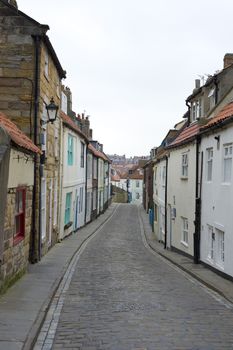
[19,0,233,156]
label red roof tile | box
[61,111,88,143]
[201,102,233,130]
[88,143,111,162]
[169,123,200,147]
[0,112,41,154]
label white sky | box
[19,0,233,156]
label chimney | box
[195,79,200,89]
[223,53,233,69]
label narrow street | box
[38,204,233,350]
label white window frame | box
[223,143,233,183]
[206,147,213,182]
[181,217,188,246]
[162,165,166,186]
[181,153,188,178]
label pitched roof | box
[88,143,111,162]
[0,112,41,154]
[61,112,89,143]
[168,123,200,148]
[0,0,66,79]
[201,102,233,131]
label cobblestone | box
[51,204,233,349]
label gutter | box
[84,146,88,224]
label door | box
[48,179,53,246]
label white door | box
[41,177,46,241]
[48,179,53,246]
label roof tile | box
[0,112,41,154]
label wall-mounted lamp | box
[214,135,220,142]
[45,97,59,124]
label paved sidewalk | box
[0,204,117,350]
[139,205,233,305]
[1,203,233,350]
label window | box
[154,167,157,184]
[41,103,47,152]
[192,102,196,122]
[14,188,26,243]
[208,88,216,109]
[81,142,85,168]
[44,50,49,78]
[216,228,224,266]
[136,192,140,199]
[223,144,232,183]
[206,148,213,181]
[68,134,74,165]
[181,217,188,245]
[93,158,97,179]
[162,166,166,186]
[87,154,92,179]
[181,153,188,178]
[207,225,214,260]
[64,192,72,225]
[136,180,140,187]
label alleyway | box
[37,204,233,350]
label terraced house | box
[0,0,66,261]
[0,0,112,293]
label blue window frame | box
[68,134,74,165]
[64,192,72,225]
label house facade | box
[0,112,41,291]
[59,112,88,239]
[199,102,233,278]
[0,0,66,261]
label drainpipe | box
[164,155,168,249]
[84,145,88,224]
[194,135,202,264]
[31,35,41,263]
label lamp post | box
[45,97,59,124]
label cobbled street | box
[50,204,233,350]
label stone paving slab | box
[0,205,117,350]
[139,205,233,304]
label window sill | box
[180,176,188,180]
[13,235,24,246]
[181,240,188,247]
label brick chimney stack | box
[223,53,233,69]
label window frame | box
[181,153,188,178]
[181,217,188,246]
[206,147,213,182]
[67,134,74,166]
[64,192,72,226]
[81,142,85,168]
[223,143,233,184]
[14,187,26,244]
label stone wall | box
[0,185,33,292]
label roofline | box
[200,114,233,136]
[11,141,42,155]
[61,114,89,143]
[0,1,66,79]
[0,0,49,30]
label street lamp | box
[45,97,59,124]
